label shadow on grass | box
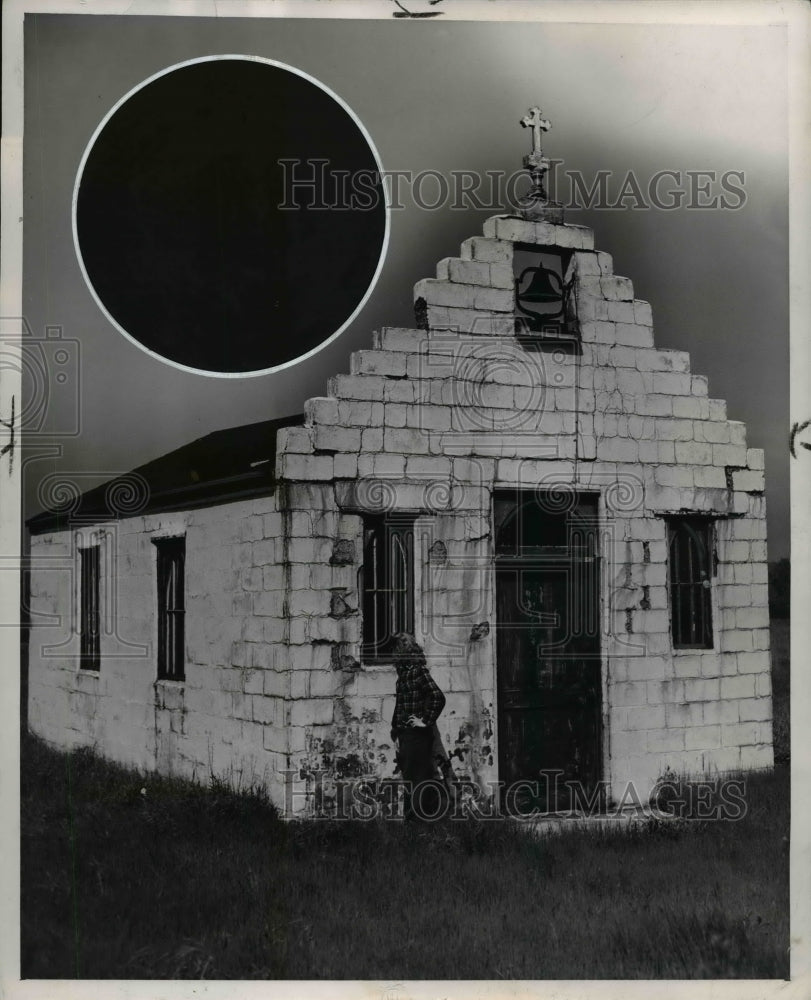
[21,732,789,980]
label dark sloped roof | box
[27,414,303,534]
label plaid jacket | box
[391,662,446,738]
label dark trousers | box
[397,728,444,822]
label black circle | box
[76,59,386,374]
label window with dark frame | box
[79,545,100,671]
[360,515,415,662]
[512,244,578,346]
[667,517,714,649]
[153,536,186,681]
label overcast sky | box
[22,13,789,556]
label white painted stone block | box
[674,441,713,465]
[489,263,515,289]
[653,372,693,396]
[746,448,765,471]
[712,444,748,467]
[351,350,408,378]
[453,258,493,285]
[337,400,385,426]
[578,298,611,323]
[751,629,771,654]
[721,721,762,747]
[674,397,710,420]
[599,438,639,463]
[626,656,669,684]
[720,675,757,699]
[655,466,695,488]
[372,454,406,476]
[330,374,387,402]
[684,724,722,750]
[471,285,513,312]
[600,276,634,301]
[263,670,289,698]
[612,729,648,758]
[276,426,314,455]
[573,252,601,277]
[483,217,594,249]
[334,454,358,478]
[626,703,666,728]
[459,237,512,263]
[735,650,770,674]
[665,702,703,728]
[750,542,768,562]
[427,306,514,336]
[735,607,770,630]
[683,678,721,702]
[633,301,653,326]
[406,455,453,477]
[724,541,751,563]
[731,469,764,493]
[383,427,430,454]
[382,403,407,428]
[595,252,614,275]
[289,699,334,727]
[655,418,695,442]
[376,327,429,353]
[415,278,478,310]
[740,744,773,769]
[647,729,685,752]
[637,441,659,463]
[606,302,636,324]
[737,698,771,722]
[612,681,648,707]
[728,421,747,447]
[304,397,340,426]
[636,395,673,417]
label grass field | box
[21,621,791,980]
[770,618,789,766]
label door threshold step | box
[508,808,685,836]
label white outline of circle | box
[71,54,390,379]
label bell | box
[516,264,562,303]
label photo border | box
[2,2,808,999]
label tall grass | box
[21,732,788,980]
[770,618,790,765]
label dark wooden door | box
[495,491,602,812]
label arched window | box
[667,518,714,649]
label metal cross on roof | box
[520,107,551,162]
[514,105,563,222]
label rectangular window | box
[360,516,415,661]
[154,536,186,681]
[79,545,100,671]
[667,517,714,649]
[513,244,578,346]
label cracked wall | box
[276,214,773,811]
[27,213,773,814]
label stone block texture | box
[27,215,773,814]
[27,497,294,808]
